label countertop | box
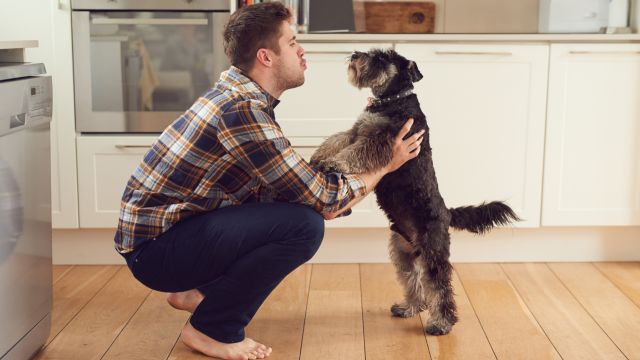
[295,33,640,43]
[0,41,39,50]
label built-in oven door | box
[72,8,229,133]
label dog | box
[309,48,520,335]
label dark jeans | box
[121,202,325,343]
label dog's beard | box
[347,64,359,87]
[348,61,397,93]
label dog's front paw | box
[318,159,349,173]
[390,303,421,318]
[309,154,324,168]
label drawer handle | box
[91,18,208,26]
[115,145,151,149]
[569,51,640,55]
[435,51,513,56]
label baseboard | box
[53,226,640,264]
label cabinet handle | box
[115,145,151,149]
[435,51,513,56]
[569,51,640,55]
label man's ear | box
[408,61,423,83]
[256,48,272,67]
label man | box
[115,3,423,359]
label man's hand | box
[323,212,339,220]
[385,118,424,173]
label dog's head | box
[347,48,423,97]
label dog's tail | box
[449,201,520,234]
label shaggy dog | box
[309,48,520,335]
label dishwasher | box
[0,63,53,360]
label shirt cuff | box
[344,174,367,197]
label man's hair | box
[223,2,292,72]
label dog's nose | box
[351,51,364,61]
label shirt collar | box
[220,66,280,109]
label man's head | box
[223,2,306,92]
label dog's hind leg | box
[388,230,425,318]
[419,223,458,335]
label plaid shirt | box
[114,66,366,254]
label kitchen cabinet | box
[77,136,389,228]
[395,44,549,227]
[275,42,392,137]
[76,136,155,228]
[542,44,640,226]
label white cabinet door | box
[395,44,549,227]
[77,135,389,228]
[0,0,80,228]
[77,136,155,228]
[290,138,389,228]
[276,43,392,137]
[543,44,640,226]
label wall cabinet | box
[542,44,640,225]
[395,44,549,227]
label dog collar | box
[368,89,414,107]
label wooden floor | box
[35,263,640,360]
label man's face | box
[272,20,306,91]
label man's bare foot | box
[181,321,272,360]
[167,289,204,313]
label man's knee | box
[292,205,325,261]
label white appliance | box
[539,0,610,33]
[0,63,52,360]
[71,0,230,133]
[608,0,630,28]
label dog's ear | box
[408,61,423,83]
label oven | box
[71,0,230,133]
